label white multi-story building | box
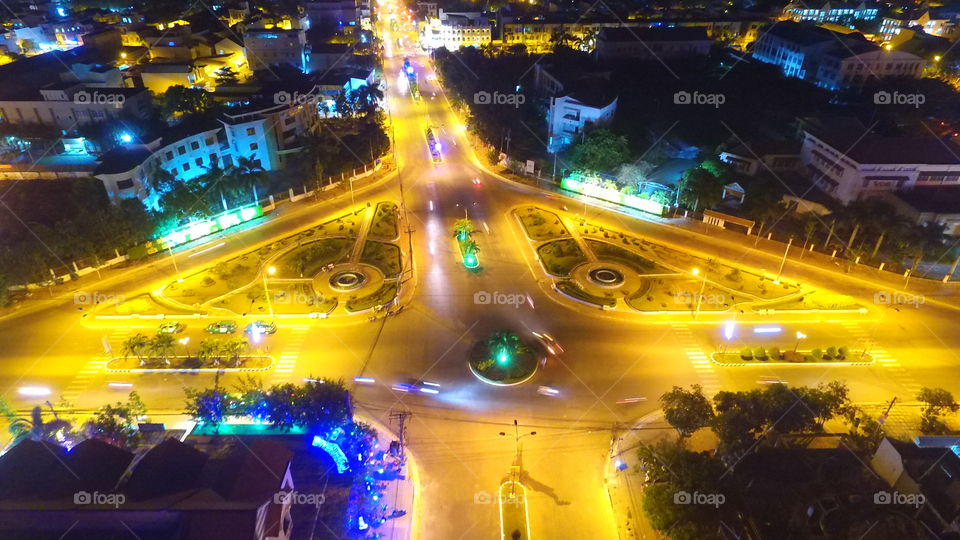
[0,82,151,127]
[95,88,323,206]
[880,9,954,42]
[800,126,960,203]
[535,65,617,151]
[420,11,490,50]
[243,28,308,72]
[783,1,879,24]
[752,21,924,89]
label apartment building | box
[594,26,711,61]
[782,1,879,24]
[420,11,491,50]
[243,28,308,72]
[0,82,151,127]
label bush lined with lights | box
[453,218,480,269]
[468,330,539,384]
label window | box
[205,137,215,146]
[183,163,191,172]
[246,127,256,136]
[191,141,200,150]
[250,142,259,150]
[177,145,186,155]
[209,153,218,165]
[195,157,203,166]
[164,150,173,161]
[117,179,134,190]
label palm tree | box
[197,339,224,367]
[2,401,72,444]
[222,337,247,367]
[123,333,149,366]
[463,239,480,256]
[225,156,266,206]
[150,332,176,366]
[453,218,474,241]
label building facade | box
[0,83,151,127]
[594,27,711,61]
[243,28,308,72]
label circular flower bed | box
[467,330,539,385]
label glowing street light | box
[794,331,807,352]
[119,132,133,143]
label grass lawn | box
[345,282,398,312]
[212,282,335,315]
[368,202,399,240]
[625,277,735,312]
[585,239,664,274]
[96,293,203,316]
[536,239,587,276]
[760,291,862,311]
[274,238,353,278]
[163,254,260,305]
[360,241,402,277]
[556,280,617,307]
[516,207,568,241]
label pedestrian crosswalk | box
[61,327,137,405]
[673,323,722,397]
[838,320,922,397]
[271,325,310,384]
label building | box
[782,1,879,24]
[751,21,924,88]
[499,16,624,54]
[719,140,802,176]
[799,121,960,203]
[594,26,711,61]
[140,63,202,93]
[880,9,955,42]
[0,82,151,127]
[871,438,960,535]
[306,0,361,28]
[881,188,960,236]
[0,437,295,540]
[535,65,617,152]
[420,12,491,51]
[243,28,308,72]
[94,85,322,205]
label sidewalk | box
[606,412,670,540]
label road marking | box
[674,323,722,397]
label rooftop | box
[808,129,960,165]
[598,26,710,43]
[897,187,960,214]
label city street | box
[2,6,960,540]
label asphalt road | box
[1,9,959,540]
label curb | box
[710,351,874,367]
[105,356,276,373]
[466,359,538,387]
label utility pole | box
[389,408,411,459]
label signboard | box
[525,160,535,174]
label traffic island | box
[106,354,273,372]
[499,481,531,540]
[712,346,874,367]
[468,330,539,386]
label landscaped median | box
[711,345,874,366]
[106,354,273,372]
[467,330,539,386]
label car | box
[472,177,481,185]
[392,379,440,395]
[425,128,442,163]
[158,321,185,334]
[246,320,277,335]
[532,331,564,355]
[205,321,237,334]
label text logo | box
[74,490,126,507]
[673,490,725,507]
[74,291,124,305]
[873,290,924,307]
[74,90,126,107]
[274,490,326,507]
[874,90,925,108]
[673,90,725,108]
[874,490,925,507]
[274,91,318,106]
[474,290,526,308]
[473,91,525,108]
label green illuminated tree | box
[569,129,629,173]
[122,333,149,365]
[452,218,474,239]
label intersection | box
[1,9,960,540]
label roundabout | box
[329,270,367,292]
[588,267,625,288]
[312,263,386,305]
[467,330,540,386]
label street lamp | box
[263,266,277,319]
[500,419,536,496]
[774,237,793,284]
[691,268,706,319]
[179,337,190,357]
[793,331,807,352]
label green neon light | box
[160,205,264,249]
[561,174,664,216]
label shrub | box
[810,348,824,360]
[201,276,216,287]
[768,347,781,361]
[754,347,767,360]
[837,346,849,359]
[740,346,753,360]
[826,346,838,359]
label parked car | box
[158,322,185,334]
[205,321,237,334]
[246,320,277,335]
